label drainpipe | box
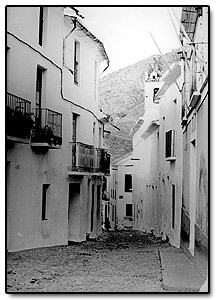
[61,18,77,106]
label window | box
[35,66,44,124]
[126,204,132,217]
[72,113,79,142]
[99,127,102,148]
[93,122,95,146]
[36,66,43,108]
[165,130,175,158]
[125,174,132,192]
[38,7,44,46]
[74,40,80,84]
[42,184,50,220]
[171,184,175,229]
[153,87,159,103]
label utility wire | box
[7,31,107,125]
[149,31,181,93]
[167,8,190,71]
[170,8,208,78]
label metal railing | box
[7,92,31,114]
[71,142,95,171]
[69,142,110,174]
[6,92,32,139]
[33,108,62,138]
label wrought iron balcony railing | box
[31,108,62,147]
[6,92,33,139]
[70,142,95,171]
[69,142,110,175]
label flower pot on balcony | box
[6,106,34,140]
[31,125,62,150]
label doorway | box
[68,183,80,241]
[91,184,95,232]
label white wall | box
[7,7,107,251]
[158,76,183,248]
[115,154,133,229]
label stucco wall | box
[133,126,161,235]
[158,80,182,248]
[63,17,103,118]
[7,7,106,251]
[7,7,64,68]
[116,156,133,230]
[196,92,208,235]
[7,143,69,251]
[180,7,208,275]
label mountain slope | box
[100,49,180,161]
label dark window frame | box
[126,203,133,217]
[165,130,175,158]
[42,184,50,221]
[125,174,132,192]
[74,40,80,85]
[38,7,44,46]
[171,184,175,229]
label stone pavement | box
[7,231,207,293]
[159,247,206,292]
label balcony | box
[31,108,62,150]
[6,93,34,142]
[68,142,110,175]
[100,148,110,175]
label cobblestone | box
[7,230,170,293]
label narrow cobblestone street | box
[7,230,170,293]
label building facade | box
[6,6,110,251]
[156,64,183,248]
[109,153,134,230]
[131,68,163,236]
[131,6,208,278]
[179,6,208,277]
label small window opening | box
[42,184,50,221]
[165,130,175,158]
[125,174,132,192]
[171,184,175,229]
[74,40,80,84]
[38,7,44,46]
[126,204,132,217]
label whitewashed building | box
[131,5,208,280]
[131,66,163,236]
[109,153,134,230]
[179,6,208,278]
[6,6,110,251]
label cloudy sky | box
[75,6,182,74]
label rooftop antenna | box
[149,31,181,93]
[167,8,190,71]
[170,7,207,77]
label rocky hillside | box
[100,49,180,162]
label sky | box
[73,6,182,75]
